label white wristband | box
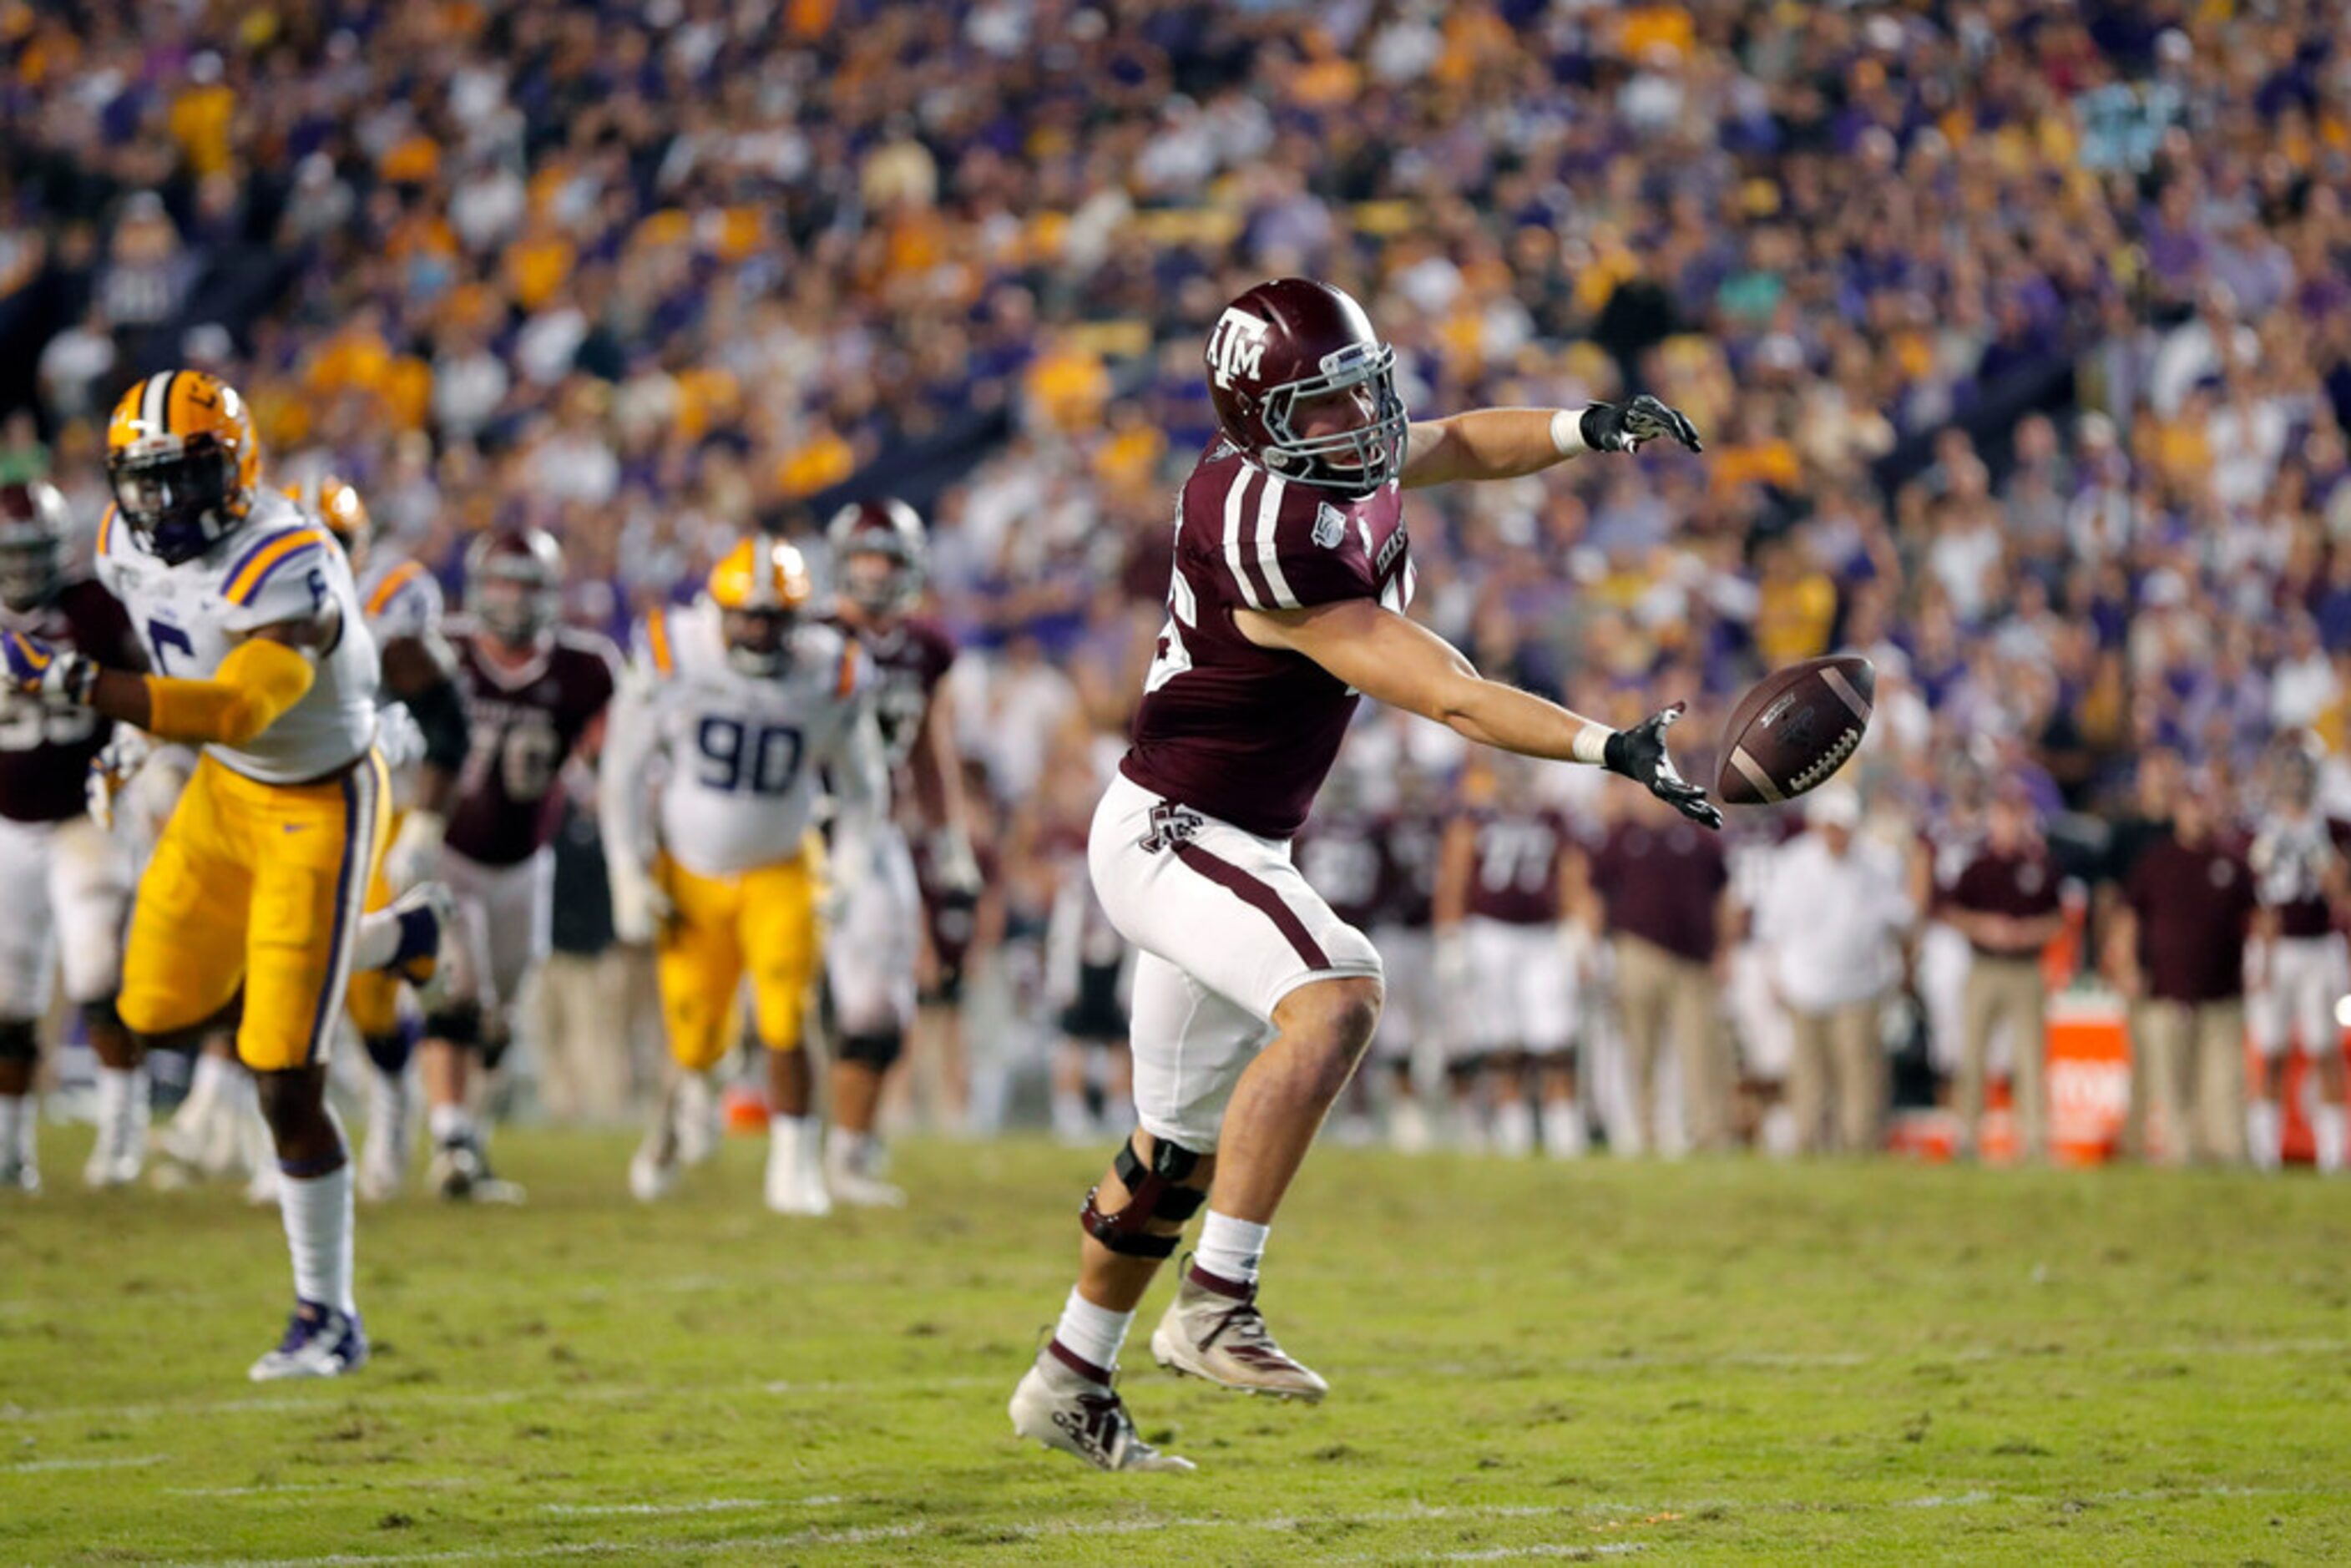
[1571,724,1612,766]
[1550,407,1589,458]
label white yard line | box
[5,1453,167,1474]
[179,1524,928,1567]
[1422,1547,1650,1564]
[534,1496,843,1519]
[165,1479,481,1500]
[13,1334,2348,1429]
[153,1482,2351,1568]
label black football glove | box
[1580,395,1703,455]
[1602,703,1723,830]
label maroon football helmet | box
[827,497,928,617]
[1204,278,1408,498]
[0,481,71,613]
[465,524,564,645]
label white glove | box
[86,728,153,832]
[382,808,447,895]
[930,827,983,898]
[375,703,427,772]
[608,856,673,948]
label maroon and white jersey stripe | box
[1121,439,1413,841]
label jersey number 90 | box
[695,716,802,797]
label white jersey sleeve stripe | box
[1221,466,1265,610]
[1253,473,1297,608]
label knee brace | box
[0,1019,38,1064]
[364,1014,422,1077]
[78,997,124,1037]
[1080,1135,1208,1258]
[423,1001,483,1050]
[837,1029,902,1073]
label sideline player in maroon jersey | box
[820,498,981,1201]
[1435,756,1589,1159]
[420,526,617,1201]
[2247,737,2349,1171]
[1009,277,1712,1471]
[0,481,148,1191]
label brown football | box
[1716,655,1875,806]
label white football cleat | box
[1388,1096,1433,1155]
[430,1138,526,1204]
[824,1132,905,1209]
[1492,1099,1537,1158]
[629,1136,678,1203]
[0,1152,39,1195]
[82,1130,144,1190]
[1010,1345,1194,1473]
[1150,1265,1328,1403]
[1540,1099,1589,1160]
[249,1301,367,1381]
[764,1123,832,1216]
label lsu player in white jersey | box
[2,370,452,1379]
[601,535,888,1215]
[285,473,470,1199]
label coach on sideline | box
[2110,784,2257,1166]
[1947,788,2065,1162]
[1752,783,1915,1155]
[1581,791,1736,1155]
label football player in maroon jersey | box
[420,526,618,1201]
[0,482,147,1191]
[1433,756,1590,1160]
[1010,277,1711,1472]
[821,498,982,1200]
[2247,736,2350,1171]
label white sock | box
[2248,1100,2283,1172]
[96,1066,147,1146]
[277,1155,357,1317]
[1195,1210,1270,1287]
[769,1112,814,1161]
[1053,1287,1132,1375]
[1493,1098,1536,1157]
[183,1051,231,1121]
[1541,1098,1589,1158]
[826,1125,872,1169]
[1049,1091,1093,1141]
[428,1103,473,1147]
[2315,1104,2347,1174]
[0,1094,24,1164]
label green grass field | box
[3,1130,2349,1565]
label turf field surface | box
[3,1130,2348,1565]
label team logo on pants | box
[1140,802,1206,855]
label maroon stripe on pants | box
[1173,841,1330,969]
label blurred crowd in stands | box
[7,0,2351,1161]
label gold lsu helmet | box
[107,369,260,564]
[707,534,813,675]
[281,473,372,560]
